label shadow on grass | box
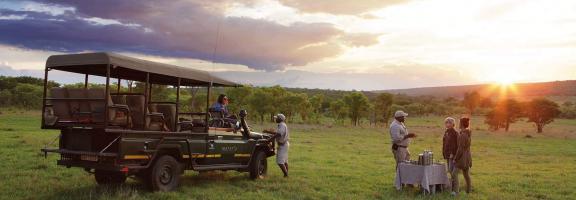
[43,171,252,200]
[44,182,147,200]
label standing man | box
[264,114,290,177]
[389,110,416,167]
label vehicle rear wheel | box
[148,155,182,192]
[249,151,267,179]
[94,170,126,185]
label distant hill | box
[375,80,576,99]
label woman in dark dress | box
[454,117,472,194]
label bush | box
[12,83,43,109]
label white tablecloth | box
[394,163,450,193]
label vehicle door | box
[205,130,252,165]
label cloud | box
[1,60,475,90]
[215,64,475,90]
[0,0,379,71]
[0,63,90,83]
[339,33,381,47]
[278,0,407,15]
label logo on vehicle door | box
[222,146,238,152]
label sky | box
[0,0,575,90]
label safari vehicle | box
[40,52,275,191]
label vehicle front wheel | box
[94,170,126,185]
[249,151,267,179]
[148,155,182,192]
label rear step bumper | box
[41,148,118,157]
[41,148,124,170]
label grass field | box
[0,111,575,200]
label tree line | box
[462,91,563,133]
[0,76,59,109]
[1,76,573,133]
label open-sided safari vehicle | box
[40,52,275,191]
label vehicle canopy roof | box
[46,52,239,87]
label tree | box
[484,99,522,131]
[406,103,426,116]
[307,94,324,122]
[266,86,287,121]
[309,94,324,113]
[150,84,172,102]
[485,109,506,131]
[525,98,561,133]
[462,91,481,114]
[225,86,253,114]
[189,94,207,112]
[372,93,394,126]
[480,97,493,108]
[329,99,348,123]
[0,76,59,90]
[248,88,275,123]
[296,94,312,122]
[12,83,43,109]
[344,92,370,126]
[0,90,13,107]
[281,92,308,121]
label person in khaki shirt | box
[389,110,416,167]
[264,114,290,178]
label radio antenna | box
[210,16,224,88]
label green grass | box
[0,111,575,200]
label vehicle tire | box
[148,155,182,192]
[249,151,267,180]
[94,170,126,185]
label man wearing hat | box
[264,114,290,177]
[389,110,416,167]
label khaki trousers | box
[393,147,410,166]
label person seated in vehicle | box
[209,94,238,128]
[210,94,231,116]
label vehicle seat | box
[110,94,128,125]
[150,103,176,131]
[178,117,206,132]
[88,88,129,127]
[125,95,165,131]
[208,108,226,128]
[67,88,91,122]
[47,88,71,124]
[111,94,126,105]
[125,95,146,129]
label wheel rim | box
[159,164,173,185]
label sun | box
[497,78,515,86]
[485,68,522,87]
